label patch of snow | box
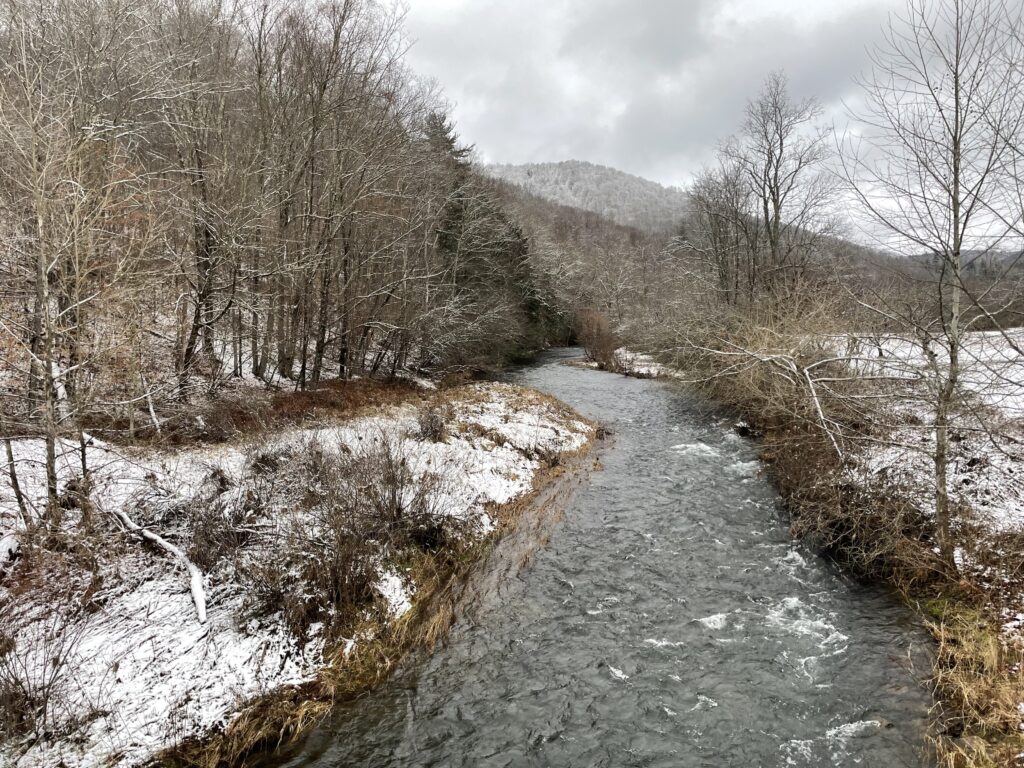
[376,571,413,618]
[613,349,667,378]
[394,372,437,391]
[1,532,18,562]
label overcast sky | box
[404,0,904,188]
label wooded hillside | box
[0,0,576,497]
[486,160,690,233]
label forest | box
[0,0,581,507]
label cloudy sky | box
[405,0,904,187]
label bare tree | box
[841,0,1024,566]
[0,0,162,518]
[717,71,838,304]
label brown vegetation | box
[159,409,596,768]
[114,378,429,447]
[574,310,618,370]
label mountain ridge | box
[484,159,689,233]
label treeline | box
[0,0,566,496]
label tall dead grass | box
[926,601,1024,767]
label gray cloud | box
[406,0,900,186]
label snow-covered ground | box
[572,348,677,379]
[828,331,1024,535]
[612,349,673,379]
[835,329,1024,421]
[779,329,1024,652]
[0,383,593,768]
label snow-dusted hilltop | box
[485,160,689,233]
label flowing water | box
[279,349,932,767]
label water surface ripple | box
[281,349,932,767]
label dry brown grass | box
[87,378,429,447]
[925,600,1024,767]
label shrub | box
[0,588,88,740]
[574,310,617,369]
[416,403,454,443]
[342,431,447,535]
[187,496,253,573]
[237,432,456,638]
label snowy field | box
[0,383,593,768]
[798,329,1024,643]
[835,329,1024,421]
[828,331,1024,535]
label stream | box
[278,348,932,767]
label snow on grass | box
[855,405,1024,535]
[375,571,413,619]
[0,382,592,768]
[26,574,324,768]
[612,349,667,378]
[817,331,1024,533]
[568,348,677,380]
[393,371,438,391]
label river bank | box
[618,341,1024,767]
[0,381,595,768]
[269,348,932,768]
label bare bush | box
[242,518,377,640]
[0,590,88,740]
[238,433,456,638]
[185,452,285,572]
[187,497,254,574]
[776,430,946,590]
[416,403,454,443]
[343,432,448,535]
[575,310,618,369]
